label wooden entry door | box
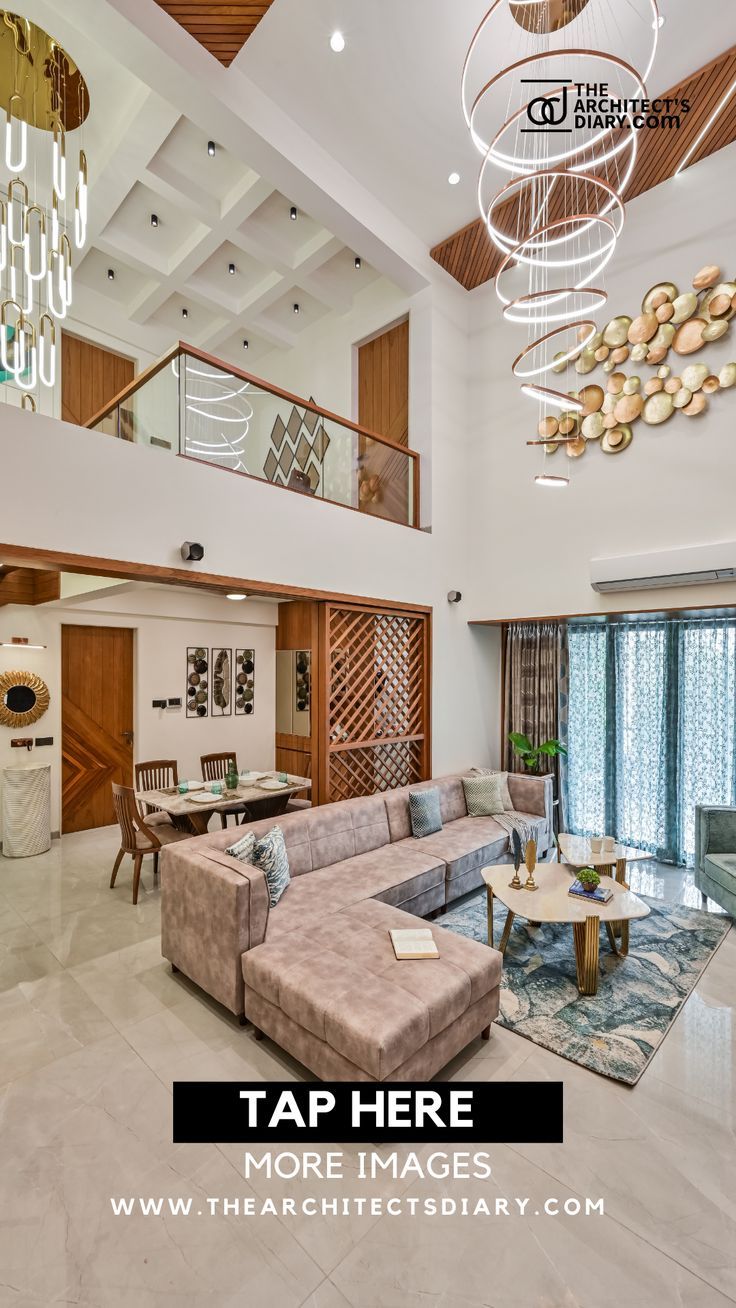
[61,626,134,832]
[61,333,135,427]
[357,319,410,524]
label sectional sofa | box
[160,771,552,1080]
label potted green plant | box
[508,732,567,773]
[577,866,601,894]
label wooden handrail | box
[84,340,419,464]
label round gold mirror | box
[0,670,50,728]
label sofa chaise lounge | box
[160,771,552,1080]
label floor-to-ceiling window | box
[566,616,736,864]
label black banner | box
[173,1081,563,1144]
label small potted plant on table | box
[577,866,601,895]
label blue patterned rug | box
[443,891,731,1084]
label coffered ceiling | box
[153,1,277,67]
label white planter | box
[2,763,51,858]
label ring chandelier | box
[0,11,89,401]
[173,358,255,474]
[461,0,659,481]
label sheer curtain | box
[565,616,736,865]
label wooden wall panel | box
[318,602,431,804]
[0,567,60,607]
[275,600,321,802]
[357,319,411,524]
[153,2,276,66]
[61,334,135,428]
[432,45,736,290]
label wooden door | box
[357,319,410,523]
[61,333,134,427]
[61,626,134,832]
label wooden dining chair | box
[285,755,312,813]
[135,759,179,828]
[110,782,188,905]
[199,751,246,827]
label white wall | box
[466,142,736,622]
[0,586,277,838]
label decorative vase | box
[226,762,239,793]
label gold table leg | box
[498,910,515,955]
[572,916,600,995]
[611,856,627,940]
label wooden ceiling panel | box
[432,46,736,291]
[154,1,277,66]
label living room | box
[1,0,735,1304]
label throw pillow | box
[252,825,291,906]
[462,773,505,817]
[470,767,513,811]
[409,787,443,838]
[225,831,256,863]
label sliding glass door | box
[566,617,736,864]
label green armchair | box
[694,805,736,916]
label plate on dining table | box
[239,771,268,784]
[188,790,222,804]
[258,778,288,791]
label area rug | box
[442,891,731,1084]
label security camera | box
[447,590,462,604]
[181,542,204,562]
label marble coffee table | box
[481,861,650,996]
[557,833,653,869]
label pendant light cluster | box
[461,0,659,485]
[0,11,90,402]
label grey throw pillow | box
[471,767,513,810]
[462,773,505,817]
[409,787,443,837]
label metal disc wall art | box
[295,651,311,713]
[186,647,208,718]
[211,647,232,717]
[531,262,736,461]
[235,648,255,716]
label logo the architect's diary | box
[523,80,690,133]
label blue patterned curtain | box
[565,616,736,865]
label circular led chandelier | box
[0,11,89,401]
[461,0,659,482]
[174,358,254,474]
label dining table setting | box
[136,769,311,835]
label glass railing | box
[85,344,420,529]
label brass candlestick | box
[523,838,538,892]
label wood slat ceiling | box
[153,1,277,66]
[431,45,736,291]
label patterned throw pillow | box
[225,831,256,863]
[409,787,443,838]
[462,773,505,817]
[252,825,291,906]
[471,767,513,811]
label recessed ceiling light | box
[228,262,236,275]
[448,172,461,185]
[242,338,249,350]
[150,213,159,227]
[226,593,248,601]
[329,30,345,52]
[289,205,298,220]
[534,474,569,488]
[181,307,189,318]
[293,302,300,314]
[354,256,362,269]
[207,139,216,156]
[107,268,115,280]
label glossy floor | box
[0,829,733,1307]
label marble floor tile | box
[0,969,114,1085]
[0,920,63,992]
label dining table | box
[136,772,312,836]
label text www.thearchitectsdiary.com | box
[110,1195,605,1218]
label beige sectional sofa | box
[160,771,552,1080]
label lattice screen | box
[324,605,429,801]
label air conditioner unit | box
[590,542,736,594]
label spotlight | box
[107,268,115,280]
[293,302,300,314]
[329,30,345,52]
[448,172,460,185]
[242,339,249,350]
[181,307,189,318]
[150,213,159,227]
[226,593,248,601]
[228,261,236,275]
[207,139,216,156]
[181,541,205,562]
[289,205,298,221]
[354,256,362,269]
[447,590,462,604]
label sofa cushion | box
[703,853,736,893]
[385,776,467,842]
[263,843,446,942]
[396,814,510,883]
[243,898,501,1079]
[462,774,505,816]
[409,787,442,838]
[251,826,291,906]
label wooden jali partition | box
[319,603,431,802]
